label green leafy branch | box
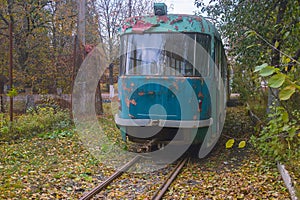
[7,87,18,97]
[254,63,300,100]
[245,30,300,66]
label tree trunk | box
[95,81,103,115]
[267,0,288,113]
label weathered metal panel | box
[120,14,220,39]
[118,76,211,121]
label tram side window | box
[221,49,227,83]
[186,33,210,77]
[214,39,221,72]
[214,38,227,81]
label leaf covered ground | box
[0,106,293,199]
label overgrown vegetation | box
[195,1,299,194]
[0,106,72,142]
[251,106,300,162]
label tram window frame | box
[120,33,211,77]
[214,38,226,80]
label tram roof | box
[120,14,221,39]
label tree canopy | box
[0,0,154,94]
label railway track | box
[79,151,188,200]
[151,157,188,200]
[79,155,141,200]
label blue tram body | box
[115,3,227,150]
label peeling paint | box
[130,99,137,106]
[123,86,132,92]
[132,20,159,33]
[138,92,145,96]
[120,14,221,39]
[118,76,211,121]
[194,16,202,22]
[125,98,137,107]
[170,16,183,25]
[173,81,179,90]
[198,92,204,98]
[125,98,130,107]
[157,15,169,23]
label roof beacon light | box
[154,3,167,16]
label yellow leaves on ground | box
[226,139,246,149]
[226,139,235,149]
[238,141,246,148]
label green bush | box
[0,107,72,141]
[251,106,300,163]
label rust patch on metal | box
[125,98,130,107]
[123,86,132,92]
[198,92,204,98]
[193,115,197,120]
[194,16,202,22]
[122,25,132,32]
[148,91,154,95]
[130,82,135,87]
[170,16,183,25]
[173,81,179,90]
[157,15,169,23]
[138,92,145,96]
[126,98,137,107]
[132,20,159,33]
[130,99,137,106]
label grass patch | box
[0,107,72,142]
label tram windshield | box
[120,33,211,76]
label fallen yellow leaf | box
[238,141,246,148]
[226,139,235,149]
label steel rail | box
[79,155,141,200]
[151,157,188,200]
